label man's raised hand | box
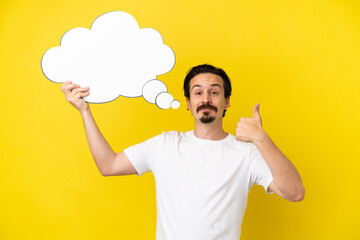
[60,81,90,114]
[236,103,267,143]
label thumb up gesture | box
[236,103,267,143]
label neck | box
[193,119,227,140]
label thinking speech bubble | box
[41,11,179,109]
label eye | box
[194,91,201,95]
[211,91,219,95]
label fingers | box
[252,104,262,127]
[69,86,90,96]
[61,81,90,100]
[71,91,90,102]
[68,86,90,101]
[252,103,261,119]
[61,81,86,95]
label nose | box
[202,92,211,104]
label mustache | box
[196,103,218,113]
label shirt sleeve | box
[123,133,163,176]
[249,143,274,194]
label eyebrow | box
[191,84,222,90]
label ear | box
[225,97,230,109]
[186,97,190,110]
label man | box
[61,64,305,240]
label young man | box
[61,64,304,240]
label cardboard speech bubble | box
[42,11,179,109]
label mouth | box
[196,104,218,113]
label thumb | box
[253,103,261,119]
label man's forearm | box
[254,132,305,200]
[81,108,116,175]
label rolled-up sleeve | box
[123,134,162,176]
[249,143,274,194]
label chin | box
[199,116,216,124]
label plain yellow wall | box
[1,0,359,239]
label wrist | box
[253,130,271,147]
[80,106,91,118]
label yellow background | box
[1,0,359,239]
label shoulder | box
[161,130,181,137]
[158,130,193,138]
[149,130,185,143]
[226,133,254,149]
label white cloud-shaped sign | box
[41,11,179,109]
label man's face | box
[186,73,230,124]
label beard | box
[197,103,217,124]
[200,111,216,124]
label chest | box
[153,141,251,190]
